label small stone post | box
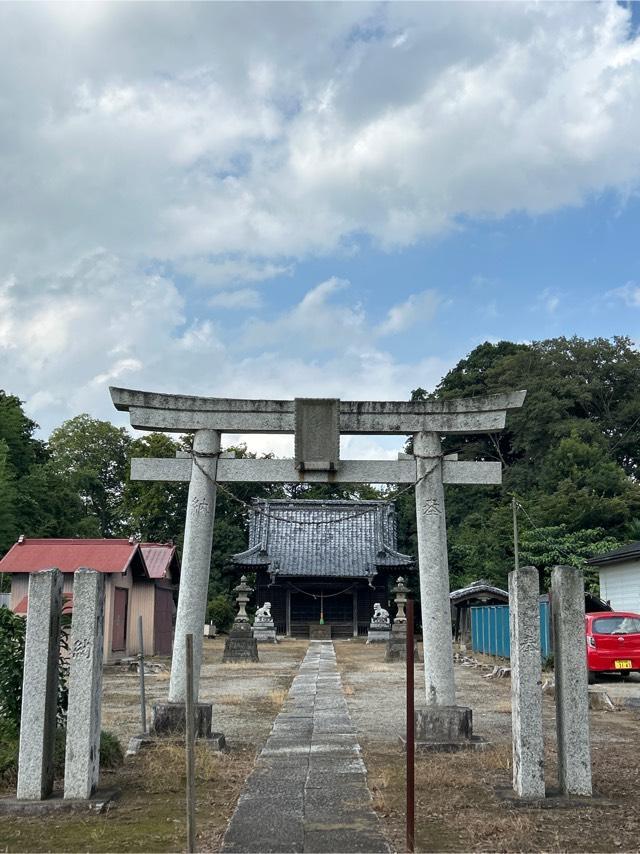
[414,431,456,706]
[64,569,105,800]
[508,566,545,798]
[551,564,592,796]
[169,429,220,704]
[17,568,63,800]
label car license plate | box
[615,660,632,669]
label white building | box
[586,543,640,614]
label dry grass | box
[265,688,288,709]
[139,741,255,791]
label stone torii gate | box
[111,388,525,725]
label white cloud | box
[0,3,639,275]
[241,277,367,352]
[377,290,441,336]
[2,2,640,449]
[175,258,293,289]
[209,289,263,310]
[608,281,640,307]
[0,257,452,450]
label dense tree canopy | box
[1,335,639,599]
[393,336,640,590]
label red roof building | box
[0,538,180,663]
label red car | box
[586,611,640,682]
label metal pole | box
[185,633,196,853]
[512,496,519,572]
[137,615,147,735]
[406,598,415,853]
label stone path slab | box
[221,642,389,854]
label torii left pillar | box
[153,429,221,738]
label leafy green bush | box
[0,719,19,783]
[0,606,68,729]
[0,727,123,785]
[100,731,124,768]
[207,594,236,632]
[0,608,26,727]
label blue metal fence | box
[470,602,551,660]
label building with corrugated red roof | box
[0,538,180,663]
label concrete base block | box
[252,626,277,643]
[400,736,488,754]
[385,633,421,662]
[223,634,259,662]
[309,625,331,640]
[0,790,118,815]
[152,702,216,738]
[366,628,391,643]
[127,730,226,756]
[495,787,618,809]
[415,705,474,743]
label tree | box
[120,433,188,543]
[519,525,619,592]
[0,391,45,478]
[0,440,17,559]
[47,415,131,536]
[399,336,640,592]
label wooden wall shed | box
[450,580,509,645]
[0,538,179,664]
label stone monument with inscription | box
[111,386,525,742]
[64,569,105,800]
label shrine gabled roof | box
[231,499,413,578]
[0,538,179,582]
[450,580,509,603]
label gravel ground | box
[9,638,640,853]
[101,638,309,747]
[335,641,640,853]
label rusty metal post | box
[406,598,415,853]
[137,615,147,735]
[185,633,196,853]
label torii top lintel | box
[109,387,526,436]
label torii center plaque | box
[111,387,526,713]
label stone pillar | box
[508,566,545,798]
[414,431,456,706]
[551,565,592,796]
[17,568,63,800]
[64,569,105,800]
[169,429,220,704]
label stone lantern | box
[386,575,420,662]
[391,576,409,624]
[233,575,252,626]
[223,575,259,663]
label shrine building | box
[231,499,413,638]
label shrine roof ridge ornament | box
[109,387,527,436]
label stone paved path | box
[221,641,390,854]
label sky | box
[1,1,640,459]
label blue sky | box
[1,2,639,458]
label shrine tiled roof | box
[231,499,413,578]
